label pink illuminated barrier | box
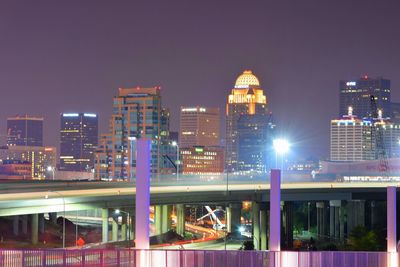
[0,249,395,267]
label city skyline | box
[1,1,400,159]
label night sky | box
[1,1,400,159]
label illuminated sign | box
[63,113,79,117]
[195,147,204,153]
[346,81,356,86]
[181,107,206,112]
[84,113,97,117]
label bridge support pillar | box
[162,205,172,233]
[226,206,232,233]
[155,205,163,235]
[387,186,397,267]
[101,208,109,243]
[229,203,242,235]
[49,212,57,224]
[370,201,377,229]
[22,215,28,235]
[316,202,325,239]
[283,202,293,249]
[112,217,118,242]
[260,208,267,250]
[339,205,345,241]
[176,204,185,236]
[31,214,38,245]
[252,202,260,250]
[39,213,45,234]
[121,215,127,241]
[13,216,19,236]
[329,200,341,240]
[347,200,365,236]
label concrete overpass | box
[0,179,398,248]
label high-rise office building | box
[331,107,400,161]
[226,70,269,172]
[7,115,43,147]
[330,107,375,161]
[181,146,224,174]
[0,145,56,179]
[237,114,275,173]
[339,76,391,119]
[60,113,98,172]
[94,87,172,180]
[179,106,220,148]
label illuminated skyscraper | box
[339,76,391,119]
[95,87,172,180]
[226,70,269,172]
[179,106,220,148]
[330,108,374,161]
[7,115,43,147]
[60,113,98,172]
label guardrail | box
[0,249,394,267]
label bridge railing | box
[0,249,395,267]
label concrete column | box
[38,213,45,234]
[112,217,118,241]
[155,205,163,235]
[49,212,57,224]
[22,215,28,235]
[101,208,109,243]
[283,202,293,249]
[269,169,281,252]
[176,204,185,236]
[252,202,260,250]
[135,139,151,250]
[387,187,396,254]
[347,200,365,235]
[121,215,127,241]
[260,209,267,250]
[370,201,376,229]
[329,205,334,238]
[329,200,341,240]
[31,214,38,245]
[13,216,19,236]
[339,206,345,240]
[226,206,232,233]
[316,202,325,238]
[229,203,242,235]
[162,205,172,232]
[334,207,340,239]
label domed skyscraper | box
[226,70,274,173]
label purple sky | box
[1,1,400,159]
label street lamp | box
[272,139,290,170]
[47,166,55,180]
[128,137,136,182]
[115,209,131,243]
[45,191,65,248]
[172,141,180,181]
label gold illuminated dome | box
[234,70,260,88]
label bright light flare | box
[172,141,178,146]
[273,139,290,154]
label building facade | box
[7,115,43,147]
[339,76,391,119]
[0,145,56,179]
[60,113,98,172]
[179,106,220,148]
[226,70,269,172]
[237,114,275,173]
[0,160,31,179]
[181,146,224,174]
[94,87,173,180]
